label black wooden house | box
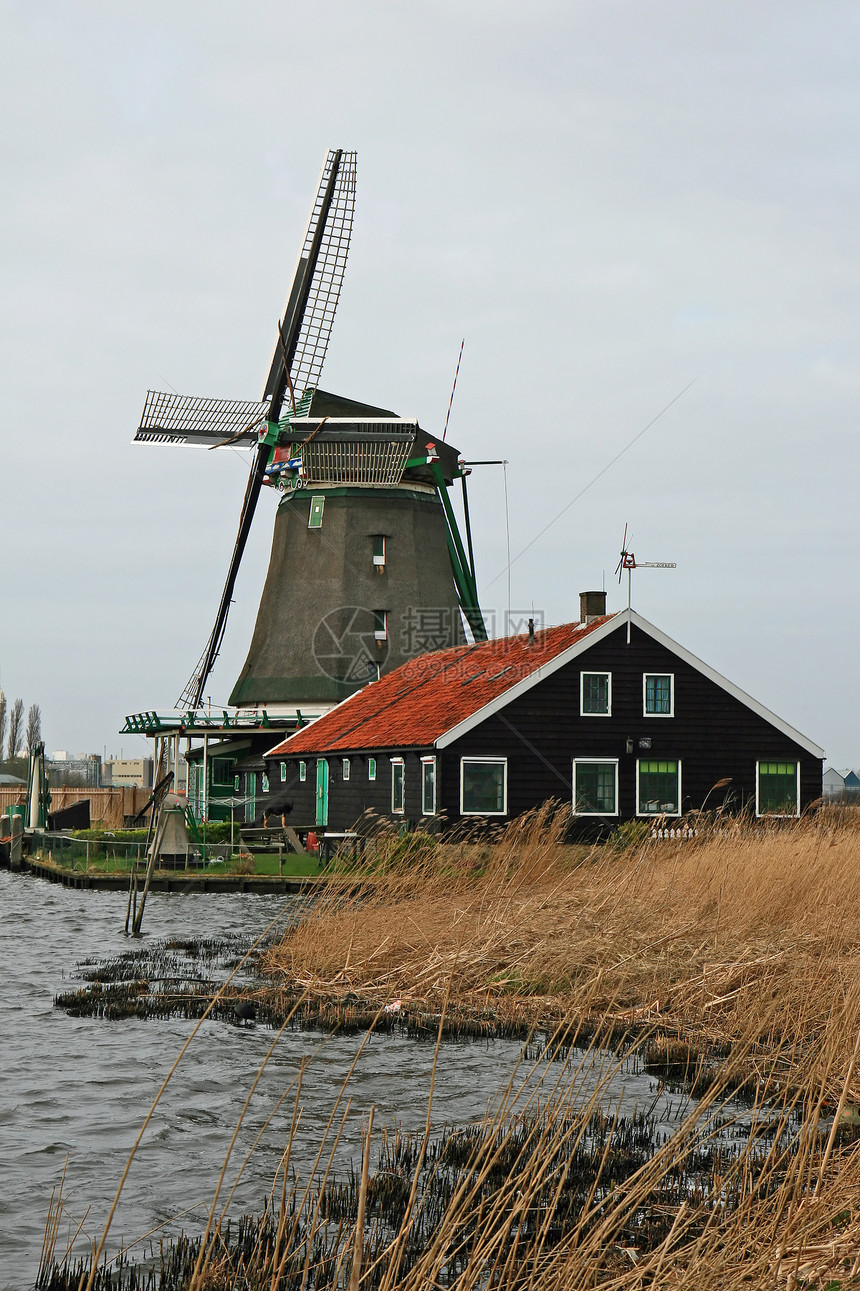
[263,594,824,835]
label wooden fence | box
[0,786,151,829]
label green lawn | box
[33,849,326,879]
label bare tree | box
[26,703,42,750]
[0,694,6,764]
[7,698,24,759]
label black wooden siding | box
[263,622,822,832]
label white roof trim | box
[436,609,824,758]
[435,615,624,749]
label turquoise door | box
[315,758,329,827]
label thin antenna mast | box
[615,525,676,643]
[442,338,464,442]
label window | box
[372,535,386,567]
[261,773,269,794]
[280,762,287,782]
[581,672,611,716]
[757,761,799,817]
[234,774,240,792]
[573,759,618,815]
[308,496,325,528]
[299,760,307,782]
[461,758,507,815]
[391,758,405,813]
[210,757,235,787]
[374,610,388,641]
[368,756,377,780]
[421,757,436,815]
[637,759,681,816]
[342,758,350,780]
[644,674,674,716]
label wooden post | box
[10,815,23,871]
[349,1107,374,1291]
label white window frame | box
[460,757,508,816]
[280,761,287,782]
[421,756,437,815]
[299,760,307,782]
[374,610,388,642]
[635,758,682,818]
[262,772,269,794]
[643,672,674,718]
[572,758,619,817]
[755,760,801,818]
[580,671,612,717]
[368,756,377,781]
[391,757,405,814]
[342,758,350,780]
[372,534,386,567]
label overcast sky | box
[1,0,857,766]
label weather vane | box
[615,525,676,640]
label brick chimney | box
[579,590,606,623]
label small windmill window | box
[368,757,377,781]
[280,762,287,782]
[374,610,388,642]
[372,535,386,568]
[308,496,325,529]
[343,758,350,780]
[299,761,307,782]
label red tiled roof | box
[267,615,617,757]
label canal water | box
[0,870,705,1290]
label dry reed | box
[42,805,860,1291]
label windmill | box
[135,150,486,726]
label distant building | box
[48,753,102,786]
[103,757,154,789]
[823,768,860,800]
[823,767,845,798]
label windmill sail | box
[177,149,357,710]
[262,149,357,410]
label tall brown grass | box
[265,805,860,1090]
[43,806,860,1290]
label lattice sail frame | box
[135,391,268,446]
[281,150,356,405]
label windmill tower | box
[135,150,485,721]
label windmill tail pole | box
[442,338,464,442]
[189,439,271,708]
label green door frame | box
[316,758,329,827]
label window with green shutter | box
[461,758,507,815]
[644,674,673,716]
[757,762,799,816]
[581,672,611,716]
[421,757,436,815]
[391,758,405,813]
[573,760,618,815]
[308,496,325,529]
[637,759,681,816]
